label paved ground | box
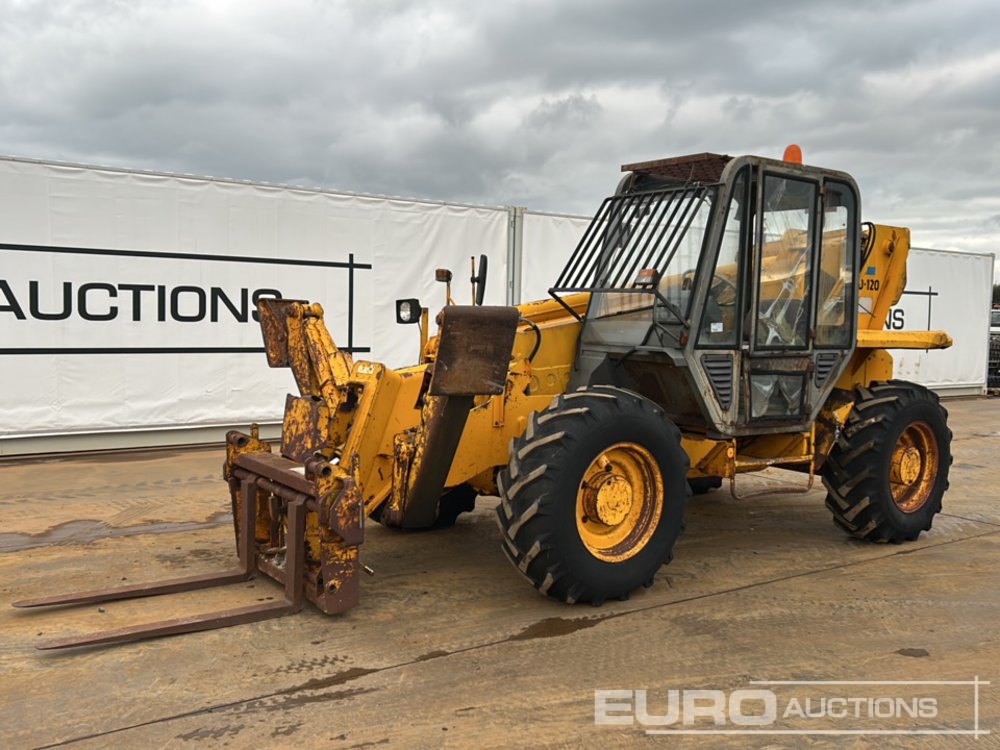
[1,397,998,749]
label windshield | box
[580,187,717,325]
[992,309,1000,327]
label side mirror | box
[471,254,488,305]
[395,298,422,325]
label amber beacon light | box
[783,143,803,164]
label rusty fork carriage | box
[14,426,366,650]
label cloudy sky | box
[2,0,999,268]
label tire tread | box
[496,388,690,603]
[822,380,951,543]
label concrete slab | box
[1,397,998,749]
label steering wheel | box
[757,311,790,346]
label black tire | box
[822,380,951,543]
[689,476,723,495]
[496,385,690,605]
[367,485,476,530]
[431,485,478,529]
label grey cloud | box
[0,0,998,271]
[524,94,602,130]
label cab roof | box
[622,153,732,184]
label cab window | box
[755,175,815,349]
[698,168,747,346]
[815,181,857,347]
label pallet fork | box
[13,427,364,650]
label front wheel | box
[496,386,690,605]
[823,380,951,543]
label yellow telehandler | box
[16,148,953,649]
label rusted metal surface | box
[314,455,363,547]
[37,488,305,651]
[259,298,355,404]
[281,394,331,462]
[621,152,731,183]
[16,429,362,648]
[231,448,364,616]
[32,600,302,651]
[388,433,416,522]
[261,298,357,473]
[17,437,273,647]
[394,394,475,529]
[11,570,252,610]
[236,451,315,495]
[21,472,272,649]
[429,305,519,397]
[375,305,521,529]
[223,423,272,480]
[313,456,363,614]
[224,425,275,552]
[257,298,303,368]
[285,306,318,395]
[380,305,521,529]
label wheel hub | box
[575,442,665,563]
[889,421,939,513]
[583,474,633,526]
[891,445,922,486]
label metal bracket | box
[728,428,817,501]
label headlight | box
[395,298,422,325]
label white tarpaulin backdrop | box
[520,211,592,304]
[0,158,993,452]
[0,158,508,444]
[890,247,993,393]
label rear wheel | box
[431,485,477,528]
[496,386,690,604]
[823,380,951,543]
[368,484,476,530]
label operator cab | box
[552,150,860,437]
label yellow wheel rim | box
[576,442,664,562]
[889,421,939,513]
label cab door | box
[743,170,858,426]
